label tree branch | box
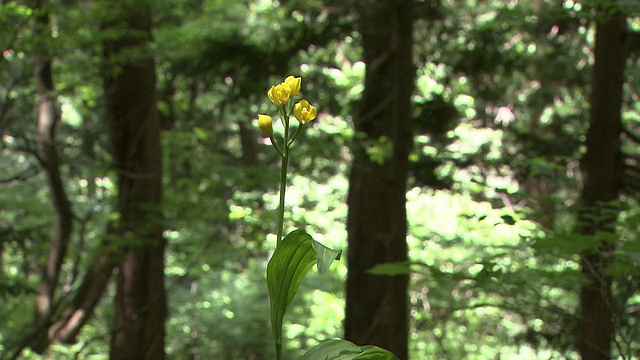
[0,165,40,184]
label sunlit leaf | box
[266,229,341,358]
[355,346,400,359]
[300,339,399,360]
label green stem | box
[276,108,290,245]
[276,147,288,244]
[287,124,304,147]
[275,340,282,360]
[269,135,284,158]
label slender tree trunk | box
[47,245,117,344]
[579,5,627,360]
[32,0,74,351]
[101,2,167,359]
[344,0,413,358]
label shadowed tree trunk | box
[579,4,627,360]
[344,0,414,358]
[101,2,167,359]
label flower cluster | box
[256,75,318,244]
[257,75,317,139]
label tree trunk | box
[47,245,117,344]
[4,3,118,355]
[239,120,258,166]
[344,0,414,358]
[579,5,627,360]
[101,2,167,359]
[32,0,74,351]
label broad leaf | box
[266,229,341,359]
[300,339,399,360]
[355,346,400,359]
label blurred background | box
[1,0,639,359]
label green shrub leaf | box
[266,229,341,359]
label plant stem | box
[269,135,284,158]
[276,108,290,246]
[275,340,283,360]
[276,147,288,244]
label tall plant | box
[256,75,398,360]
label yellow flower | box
[267,83,291,106]
[284,75,301,96]
[257,114,273,135]
[293,99,317,124]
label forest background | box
[1,0,640,359]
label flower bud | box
[257,114,273,135]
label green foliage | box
[2,0,640,359]
[360,134,393,166]
[267,229,341,359]
[300,339,399,360]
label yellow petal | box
[267,85,278,105]
[293,101,301,119]
[257,114,273,135]
[284,75,301,96]
[308,105,317,121]
[293,99,317,124]
[267,83,291,106]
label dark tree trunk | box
[32,0,74,351]
[239,120,258,166]
[344,0,414,358]
[101,2,167,360]
[579,5,627,360]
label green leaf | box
[367,261,412,276]
[355,347,400,360]
[193,126,208,140]
[312,239,342,274]
[266,229,341,359]
[300,339,363,360]
[300,339,399,360]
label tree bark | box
[344,0,413,358]
[101,2,167,359]
[579,5,627,360]
[239,120,258,166]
